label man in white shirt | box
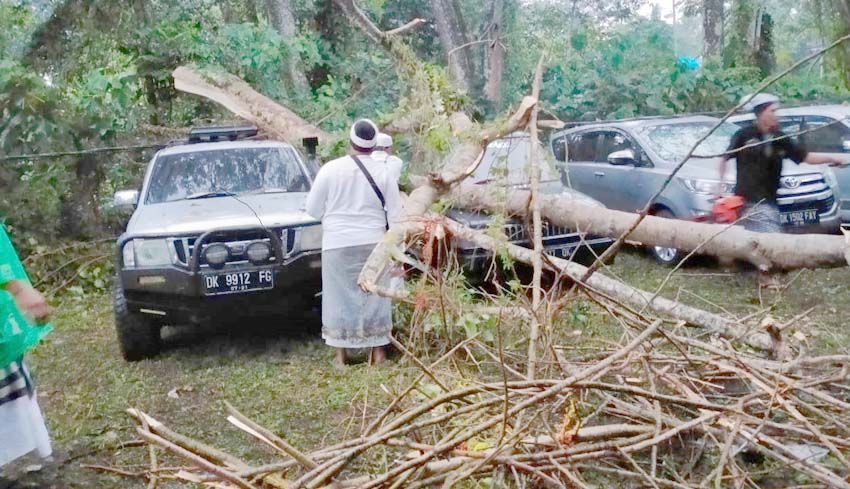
[305,119,403,366]
[373,133,404,185]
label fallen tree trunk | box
[453,185,849,270]
[441,218,772,350]
[172,66,333,147]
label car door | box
[593,130,645,211]
[562,130,612,205]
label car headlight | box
[133,239,172,267]
[299,225,322,251]
[246,241,271,264]
[203,243,230,268]
[824,168,838,190]
[122,241,136,268]
[681,178,733,195]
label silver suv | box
[551,116,841,264]
[729,105,850,222]
[112,127,322,360]
[450,132,613,279]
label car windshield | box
[637,122,739,162]
[145,147,309,204]
[468,136,558,185]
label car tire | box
[113,275,161,361]
[648,210,681,266]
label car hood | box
[126,192,317,236]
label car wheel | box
[113,274,161,361]
[648,210,681,266]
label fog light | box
[246,241,272,264]
[138,275,167,286]
[204,243,230,268]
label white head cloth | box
[350,119,378,149]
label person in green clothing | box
[0,224,53,476]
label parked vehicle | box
[550,116,841,265]
[449,132,614,280]
[729,105,850,222]
[113,126,322,360]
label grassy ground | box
[4,249,850,488]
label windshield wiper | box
[186,191,236,200]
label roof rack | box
[187,125,259,143]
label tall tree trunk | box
[61,151,103,238]
[429,0,474,93]
[833,0,850,89]
[265,0,310,95]
[483,0,505,107]
[702,0,723,58]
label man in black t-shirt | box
[717,94,846,288]
[718,93,846,234]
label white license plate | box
[779,209,819,227]
[203,270,274,295]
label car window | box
[637,121,739,162]
[145,147,309,204]
[469,136,558,185]
[803,116,850,153]
[779,116,804,144]
[552,135,567,162]
[598,131,636,164]
[567,131,602,163]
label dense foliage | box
[1,0,849,250]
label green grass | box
[7,249,850,487]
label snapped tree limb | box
[440,218,772,350]
[453,185,849,271]
[172,66,332,147]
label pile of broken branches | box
[119,315,850,488]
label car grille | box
[776,173,834,215]
[172,228,297,267]
[503,221,575,243]
[776,173,829,199]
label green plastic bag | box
[0,224,52,367]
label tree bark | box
[483,0,505,106]
[833,0,850,89]
[429,0,474,92]
[264,0,310,94]
[172,66,332,147]
[702,0,724,58]
[453,185,849,271]
[61,152,103,238]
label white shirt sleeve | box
[387,156,403,183]
[305,167,329,220]
[383,170,404,226]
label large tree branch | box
[439,218,771,350]
[453,185,849,270]
[331,0,425,47]
[171,66,332,146]
[358,98,537,289]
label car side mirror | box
[113,190,139,209]
[608,149,636,166]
